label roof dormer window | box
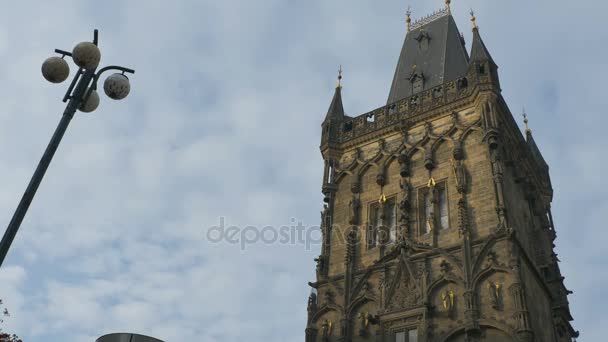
[415,30,431,51]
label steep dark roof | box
[387,10,470,104]
[325,85,345,122]
[470,27,496,65]
[526,130,549,171]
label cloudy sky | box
[0,0,605,341]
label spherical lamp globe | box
[41,56,70,83]
[103,73,131,100]
[72,42,101,70]
[79,88,100,113]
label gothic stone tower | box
[305,5,577,342]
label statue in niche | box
[315,255,326,278]
[452,139,464,160]
[349,196,360,225]
[426,178,437,232]
[321,204,329,227]
[487,281,502,310]
[442,290,456,315]
[491,150,504,176]
[321,319,333,341]
[357,312,371,337]
[308,291,317,312]
[451,159,467,194]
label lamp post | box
[0,29,135,268]
[96,333,163,342]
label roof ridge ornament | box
[337,65,343,89]
[446,0,451,13]
[406,6,412,32]
[410,7,449,31]
[522,107,531,134]
[470,9,478,30]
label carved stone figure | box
[452,159,467,193]
[453,139,464,160]
[315,255,326,279]
[349,196,360,225]
[308,291,318,312]
[491,150,504,176]
[398,149,410,177]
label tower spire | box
[469,12,496,65]
[325,65,345,122]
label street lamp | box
[96,333,164,342]
[0,29,135,268]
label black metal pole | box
[0,69,95,268]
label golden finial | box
[470,9,478,30]
[445,0,451,12]
[337,65,343,88]
[522,107,531,133]
[406,6,412,32]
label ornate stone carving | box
[388,274,421,310]
[351,180,361,194]
[376,172,386,186]
[424,148,435,170]
[453,139,464,160]
[346,228,358,262]
[315,255,327,279]
[440,260,452,275]
[463,290,478,322]
[486,251,498,267]
[457,198,469,236]
[398,149,410,177]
